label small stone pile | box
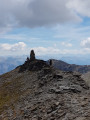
[19,50,50,72]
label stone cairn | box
[19,50,51,72]
[30,50,35,61]
[50,59,52,66]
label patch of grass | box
[0,76,24,114]
[0,73,11,81]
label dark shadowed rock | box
[50,59,52,66]
[30,50,35,61]
[53,74,63,79]
[19,59,50,72]
[19,50,50,72]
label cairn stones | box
[30,50,35,61]
[26,57,29,61]
[50,59,52,66]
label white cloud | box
[61,42,72,47]
[31,47,61,55]
[0,42,26,51]
[0,34,26,40]
[1,44,90,56]
[1,0,90,32]
[31,46,90,56]
[0,0,82,31]
[67,0,90,17]
[54,24,90,42]
[81,38,90,48]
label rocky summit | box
[0,54,90,120]
[19,59,49,72]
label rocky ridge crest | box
[0,51,90,120]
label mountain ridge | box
[1,55,90,75]
[51,59,90,74]
[0,56,90,75]
[0,56,90,119]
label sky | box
[0,0,90,57]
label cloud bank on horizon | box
[0,0,90,56]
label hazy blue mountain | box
[0,55,90,75]
[38,55,90,65]
[0,56,26,75]
[61,56,90,65]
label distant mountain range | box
[51,59,90,74]
[0,55,90,75]
[0,56,26,75]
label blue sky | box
[0,0,90,58]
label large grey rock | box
[30,50,35,61]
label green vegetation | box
[0,75,24,114]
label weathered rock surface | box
[50,59,90,74]
[30,50,35,61]
[0,59,90,120]
[19,59,49,72]
[81,71,90,87]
